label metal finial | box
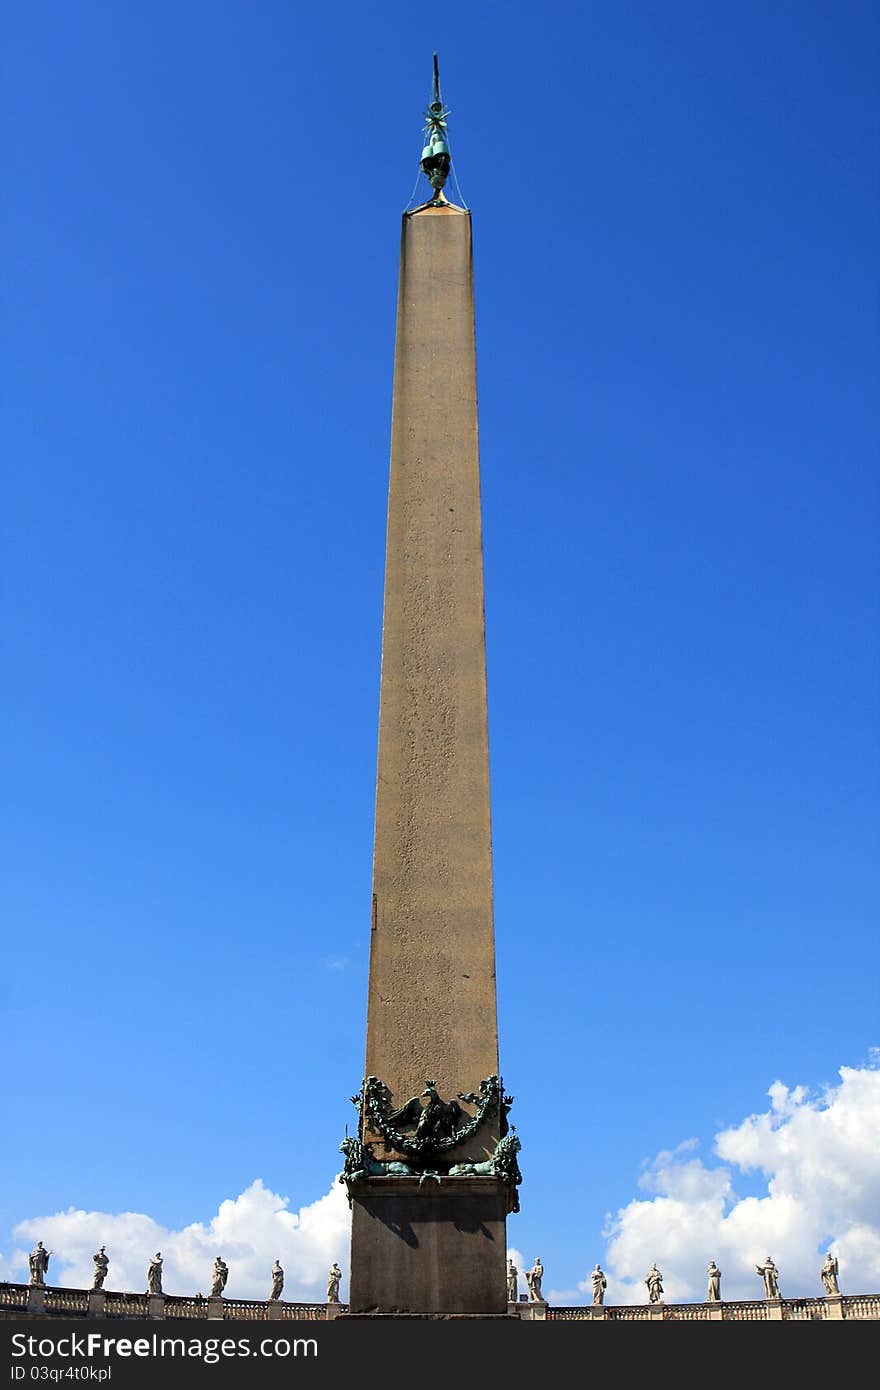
[420,53,451,200]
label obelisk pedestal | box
[349,1176,509,1315]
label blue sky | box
[2,1,878,1303]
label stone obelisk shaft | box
[365,201,498,1120]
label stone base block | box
[516,1301,547,1321]
[87,1291,106,1317]
[348,1176,508,1315]
[27,1286,46,1314]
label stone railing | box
[0,1285,28,1311]
[213,1298,267,1321]
[2,1283,877,1321]
[662,1303,713,1320]
[721,1300,772,1321]
[547,1294,878,1321]
[781,1298,828,1320]
[44,1289,89,1315]
[163,1295,209,1319]
[277,1303,330,1320]
[840,1294,880,1320]
[163,1295,214,1317]
[0,1284,338,1321]
[104,1292,151,1317]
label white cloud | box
[4,1178,350,1302]
[596,1057,880,1303]
[0,1249,26,1283]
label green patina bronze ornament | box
[448,1129,523,1213]
[337,1136,414,1206]
[352,1073,511,1159]
[338,1136,413,1180]
[338,1075,522,1211]
[338,1126,524,1213]
[420,53,451,199]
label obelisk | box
[344,58,519,1316]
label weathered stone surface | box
[348,1177,507,1315]
[362,201,499,1169]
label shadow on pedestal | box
[348,1176,509,1315]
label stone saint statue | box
[706,1261,721,1302]
[326,1262,341,1303]
[820,1254,839,1296]
[591,1264,607,1305]
[147,1252,163,1295]
[92,1246,110,1290]
[506,1258,518,1303]
[525,1256,544,1302]
[645,1264,663,1303]
[210,1256,228,1297]
[756,1256,780,1299]
[269,1260,284,1301]
[28,1242,51,1286]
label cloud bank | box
[2,1179,350,1302]
[591,1056,880,1304]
